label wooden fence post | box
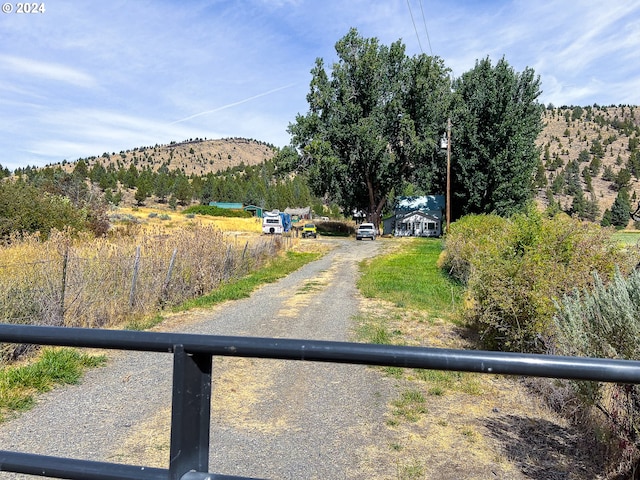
[161,248,178,304]
[223,244,233,280]
[59,244,69,323]
[129,246,141,308]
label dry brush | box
[0,225,285,362]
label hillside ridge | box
[48,105,640,222]
[53,137,277,177]
[537,105,640,221]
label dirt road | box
[0,237,401,479]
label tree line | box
[283,28,544,225]
[3,28,637,238]
[0,155,321,240]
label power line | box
[406,0,423,54]
[418,0,434,56]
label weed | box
[126,314,164,331]
[397,459,425,479]
[296,280,324,294]
[0,348,106,422]
[383,367,404,378]
[428,386,445,396]
[392,389,428,422]
[460,425,478,443]
[413,369,483,396]
[354,315,393,345]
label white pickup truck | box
[356,222,377,240]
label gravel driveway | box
[0,237,399,479]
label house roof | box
[395,195,445,212]
[284,207,311,216]
[399,210,440,222]
[209,202,243,209]
[243,205,263,216]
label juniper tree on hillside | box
[610,187,631,228]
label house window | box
[427,222,436,230]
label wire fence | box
[0,226,288,362]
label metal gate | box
[1,323,640,480]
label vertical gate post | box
[169,345,212,480]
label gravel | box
[0,237,399,479]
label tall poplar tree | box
[450,57,543,219]
[288,28,452,225]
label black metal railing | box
[1,323,640,480]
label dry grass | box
[0,212,285,363]
[54,138,275,177]
[112,205,262,233]
[355,297,606,479]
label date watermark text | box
[2,3,46,14]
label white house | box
[382,195,445,237]
[395,210,441,237]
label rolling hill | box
[55,137,277,177]
[48,105,640,223]
[536,105,640,221]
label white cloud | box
[0,54,97,89]
[1,0,639,171]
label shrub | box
[437,213,510,284]
[442,207,636,352]
[553,269,640,475]
[182,205,251,218]
[0,181,86,240]
[555,270,640,359]
[315,221,354,237]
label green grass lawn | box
[357,238,463,314]
[0,348,106,422]
[613,230,640,246]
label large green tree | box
[611,187,631,228]
[0,179,87,239]
[450,57,543,219]
[288,28,452,225]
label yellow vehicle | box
[301,223,317,238]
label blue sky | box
[1,0,639,171]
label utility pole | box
[446,117,451,235]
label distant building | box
[209,202,263,218]
[382,195,445,237]
[209,202,243,209]
[243,205,264,218]
[284,207,312,220]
